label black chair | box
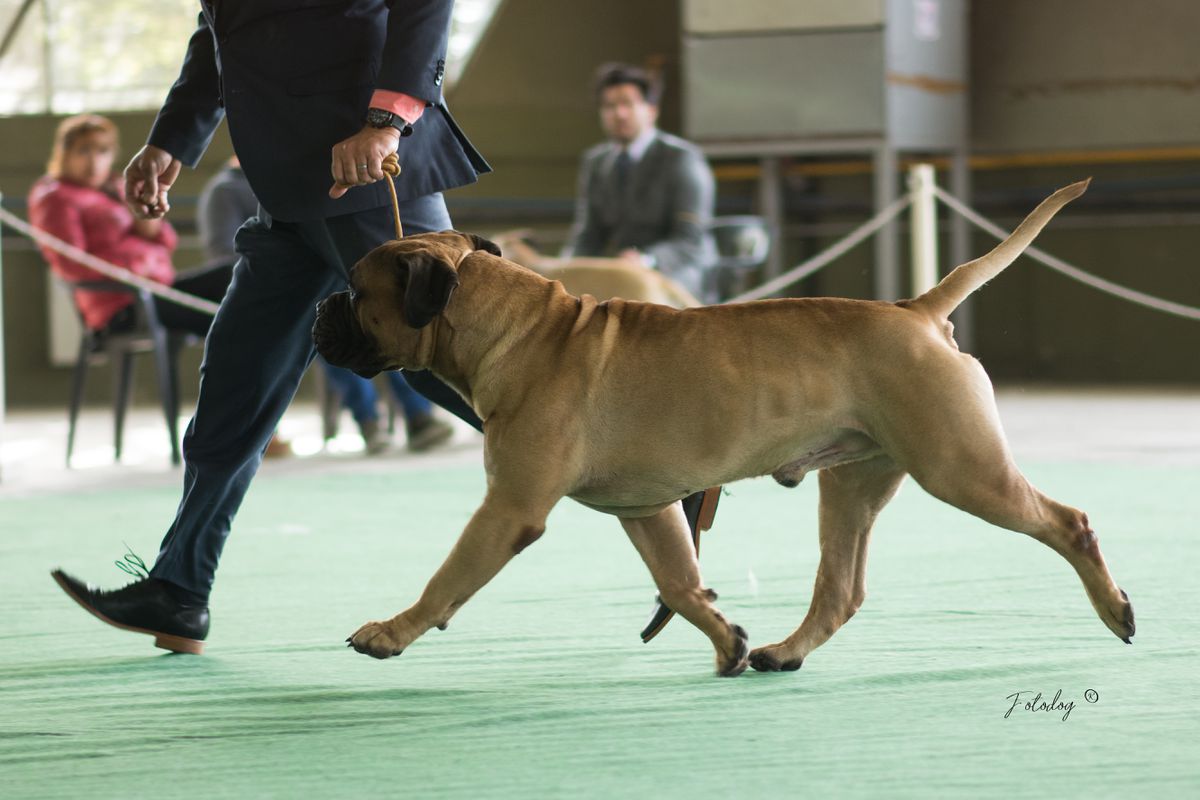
[61,279,197,467]
[704,215,772,303]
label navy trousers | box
[150,196,480,599]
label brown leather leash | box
[381,153,404,239]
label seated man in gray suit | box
[564,63,717,299]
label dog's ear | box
[398,251,459,329]
[451,230,502,257]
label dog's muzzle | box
[313,292,389,379]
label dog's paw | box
[748,643,803,673]
[716,624,750,677]
[346,620,407,659]
[1111,588,1135,644]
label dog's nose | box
[312,291,384,379]
[312,292,353,360]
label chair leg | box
[152,332,184,466]
[378,376,399,435]
[113,350,136,463]
[67,339,91,468]
[314,365,341,441]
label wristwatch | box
[365,107,414,137]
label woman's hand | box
[124,145,181,219]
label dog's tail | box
[907,178,1090,320]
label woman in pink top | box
[28,114,231,336]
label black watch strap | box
[366,107,414,137]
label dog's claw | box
[1114,587,1135,643]
[716,625,750,677]
[749,648,804,673]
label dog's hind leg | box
[876,357,1135,643]
[621,505,749,676]
[750,456,906,672]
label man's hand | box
[124,145,181,220]
[330,126,401,199]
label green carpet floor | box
[2,459,1197,798]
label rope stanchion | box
[932,184,1200,322]
[723,194,913,304]
[0,204,221,316]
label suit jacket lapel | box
[629,133,665,200]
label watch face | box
[367,108,392,126]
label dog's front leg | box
[622,504,749,676]
[347,490,556,659]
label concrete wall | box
[972,0,1200,151]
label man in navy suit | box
[52,0,490,654]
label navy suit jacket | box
[148,1,490,222]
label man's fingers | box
[331,148,348,188]
[365,152,387,181]
[330,127,403,198]
[159,159,183,193]
[348,154,371,185]
[334,145,362,188]
[139,165,160,205]
[121,145,179,219]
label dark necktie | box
[613,149,632,195]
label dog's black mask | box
[313,292,390,379]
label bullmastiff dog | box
[313,179,1134,676]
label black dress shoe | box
[50,570,209,654]
[640,487,722,643]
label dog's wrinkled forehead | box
[353,230,499,286]
[347,230,501,330]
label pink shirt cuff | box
[369,90,427,124]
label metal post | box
[872,146,899,301]
[949,148,973,351]
[908,163,938,296]
[756,156,784,281]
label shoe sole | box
[640,487,722,643]
[640,600,676,643]
[50,571,205,655]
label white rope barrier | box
[8,180,1194,322]
[0,205,220,316]
[932,184,1200,322]
[723,194,913,303]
